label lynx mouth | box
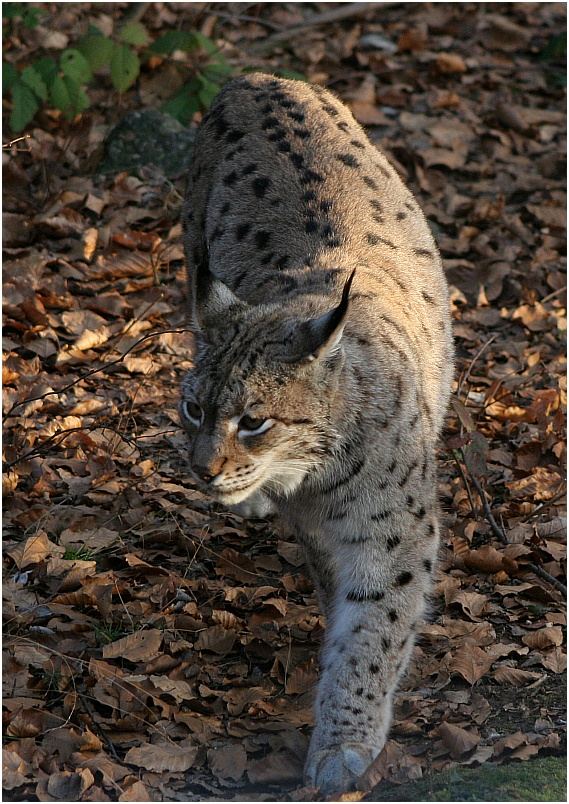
[210,481,263,505]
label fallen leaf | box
[124,740,198,772]
[207,742,247,781]
[118,780,152,801]
[493,666,543,686]
[436,53,467,73]
[194,625,236,655]
[447,645,493,684]
[521,626,563,650]
[46,768,94,800]
[103,629,162,662]
[438,722,480,758]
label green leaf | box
[63,75,89,116]
[197,73,220,108]
[49,73,71,112]
[191,31,218,56]
[50,74,89,118]
[149,30,199,55]
[33,57,58,87]
[162,81,201,124]
[2,61,18,94]
[119,21,149,47]
[201,59,233,82]
[60,48,92,84]
[21,65,47,100]
[77,33,114,72]
[110,44,139,92]
[2,4,25,20]
[22,5,42,28]
[9,80,39,132]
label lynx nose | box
[191,453,226,484]
[192,464,218,484]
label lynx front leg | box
[296,529,337,616]
[305,536,434,794]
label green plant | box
[3,7,235,132]
[3,2,44,31]
[63,544,95,561]
[94,621,127,646]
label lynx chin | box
[180,74,453,793]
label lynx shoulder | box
[180,74,454,793]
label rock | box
[368,756,566,801]
[99,109,196,179]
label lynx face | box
[180,273,352,504]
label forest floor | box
[2,3,566,801]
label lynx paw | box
[304,743,375,794]
[230,492,277,519]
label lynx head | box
[180,266,355,504]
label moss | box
[368,757,566,802]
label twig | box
[457,333,498,398]
[466,467,508,545]
[460,453,567,596]
[452,450,477,517]
[212,10,283,31]
[540,285,566,304]
[248,2,392,54]
[521,487,567,522]
[523,563,567,596]
[2,134,31,151]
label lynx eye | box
[181,399,203,425]
[238,415,274,436]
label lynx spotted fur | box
[180,74,454,793]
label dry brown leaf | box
[194,625,236,655]
[447,645,493,684]
[436,53,467,73]
[285,659,319,695]
[102,629,162,662]
[2,748,31,790]
[8,532,64,569]
[124,740,198,772]
[82,227,98,262]
[492,730,528,757]
[540,647,567,674]
[211,609,241,629]
[438,722,480,758]
[207,742,247,781]
[247,749,302,785]
[450,591,488,620]
[148,675,195,704]
[493,666,543,686]
[521,626,563,650]
[118,780,152,801]
[277,540,305,567]
[45,768,94,800]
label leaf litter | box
[2,2,566,801]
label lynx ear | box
[295,269,355,362]
[191,255,242,330]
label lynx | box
[180,74,453,793]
